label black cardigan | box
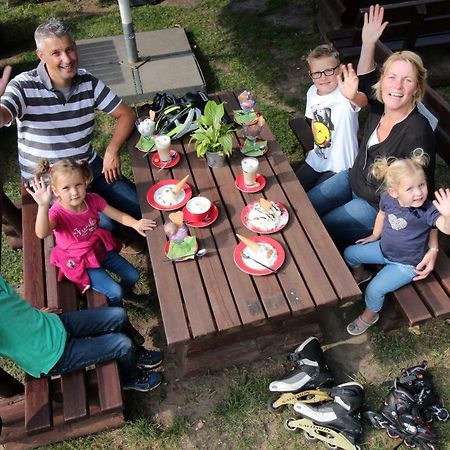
[349,70,436,208]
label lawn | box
[1,1,449,449]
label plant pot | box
[206,152,227,168]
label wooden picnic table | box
[128,90,361,377]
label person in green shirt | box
[0,276,163,392]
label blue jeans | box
[48,307,139,382]
[344,241,416,312]
[307,170,378,245]
[86,251,139,307]
[89,155,141,231]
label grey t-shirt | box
[380,192,439,266]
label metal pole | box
[117,0,139,64]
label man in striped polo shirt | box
[0,18,144,250]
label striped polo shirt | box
[0,62,122,180]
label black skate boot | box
[397,361,449,423]
[363,381,438,450]
[268,336,335,413]
[284,382,364,450]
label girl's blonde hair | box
[371,148,429,191]
[36,158,93,185]
[372,50,427,105]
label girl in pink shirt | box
[26,159,156,307]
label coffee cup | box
[185,196,212,222]
[241,157,259,187]
[155,134,171,162]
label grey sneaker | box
[122,370,162,392]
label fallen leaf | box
[408,325,421,335]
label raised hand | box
[338,63,359,101]
[25,177,52,207]
[433,188,450,217]
[362,4,388,46]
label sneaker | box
[122,370,162,392]
[136,346,163,369]
[123,293,150,310]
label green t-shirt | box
[0,276,67,378]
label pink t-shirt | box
[49,193,120,291]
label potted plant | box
[189,100,234,168]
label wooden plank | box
[180,137,242,331]
[289,116,314,152]
[128,135,191,345]
[434,251,450,295]
[414,274,450,318]
[24,376,52,434]
[86,290,123,413]
[390,283,432,325]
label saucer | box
[182,203,219,228]
[233,236,285,276]
[241,200,289,234]
[235,174,266,193]
[151,150,180,169]
[146,179,192,211]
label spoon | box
[241,252,277,274]
[164,248,207,262]
[158,152,178,172]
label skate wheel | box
[386,428,400,439]
[267,396,283,414]
[303,431,317,441]
[284,418,298,433]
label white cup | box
[155,134,171,162]
[241,157,259,187]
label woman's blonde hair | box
[372,50,427,105]
[35,158,93,185]
[371,148,429,191]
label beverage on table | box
[155,134,171,162]
[241,157,259,186]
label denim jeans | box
[344,241,416,312]
[86,251,139,307]
[307,170,378,245]
[89,155,141,230]
[48,307,139,382]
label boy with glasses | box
[296,45,368,191]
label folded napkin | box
[233,109,258,125]
[167,236,197,260]
[241,139,268,156]
[136,135,156,152]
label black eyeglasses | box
[309,64,340,79]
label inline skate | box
[363,380,438,450]
[267,336,334,413]
[284,382,364,450]
[396,361,449,423]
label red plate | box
[146,179,192,211]
[235,173,266,193]
[233,236,285,276]
[151,150,180,169]
[241,201,289,234]
[182,203,220,228]
[164,240,198,261]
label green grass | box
[1,1,450,449]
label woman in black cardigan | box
[308,4,438,280]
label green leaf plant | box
[189,100,234,157]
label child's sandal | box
[347,313,379,336]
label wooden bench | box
[0,191,124,448]
[288,43,450,328]
[327,0,450,60]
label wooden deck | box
[128,90,361,377]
